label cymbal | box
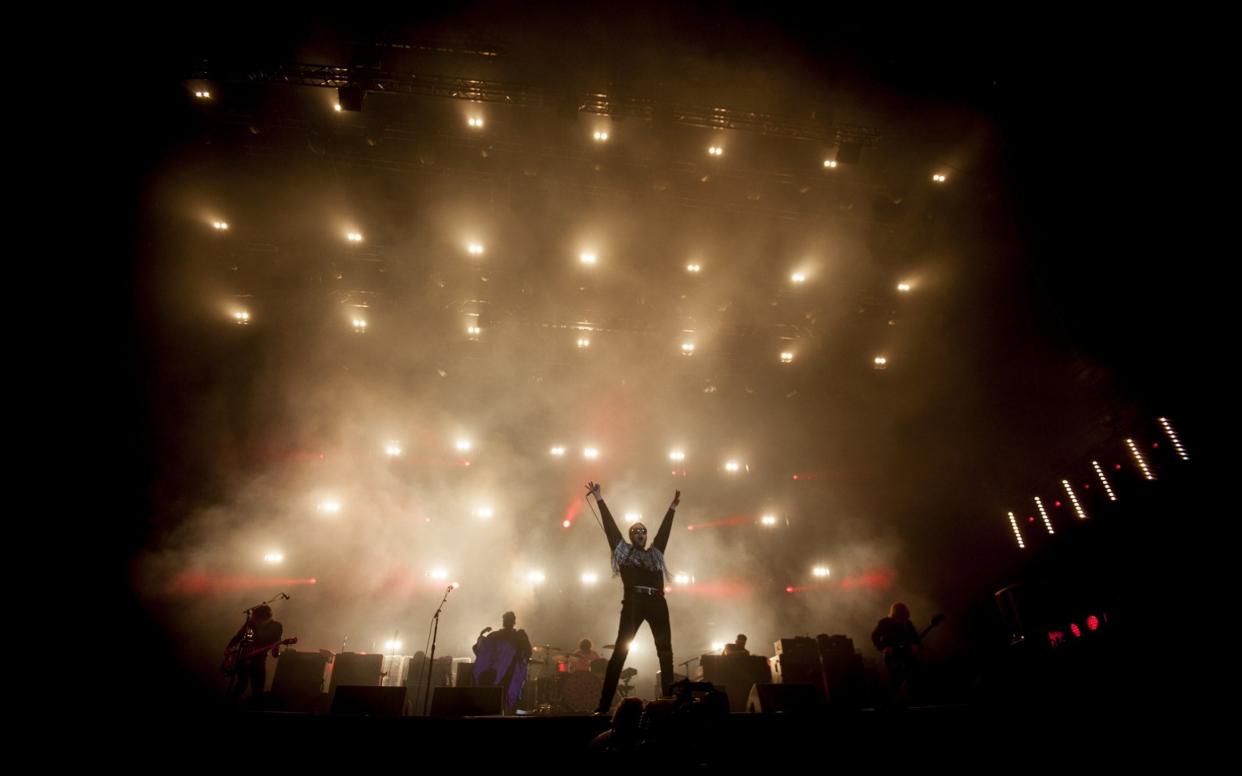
[603,644,616,649]
[533,645,566,653]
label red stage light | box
[1086,615,1099,631]
[1070,623,1082,638]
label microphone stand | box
[421,585,454,715]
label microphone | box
[280,593,291,600]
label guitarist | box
[224,604,284,705]
[871,602,940,708]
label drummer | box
[568,638,600,673]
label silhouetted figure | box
[223,605,284,706]
[472,610,533,713]
[872,602,920,707]
[722,634,750,656]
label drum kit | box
[528,644,637,714]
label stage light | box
[673,573,693,585]
[429,569,449,580]
[580,252,597,265]
[466,325,482,336]
[712,642,725,652]
[686,263,701,273]
[1092,461,1117,501]
[724,461,740,473]
[780,352,794,364]
[593,131,609,141]
[468,117,484,128]
[669,450,685,462]
[708,146,723,156]
[1126,438,1155,480]
[812,566,830,578]
[212,221,229,230]
[583,447,600,460]
[263,552,283,564]
[384,442,402,457]
[577,338,591,348]
[346,232,363,242]
[897,282,911,292]
[318,499,341,515]
[1007,511,1025,549]
[581,572,598,584]
[624,512,641,524]
[334,103,342,112]
[467,243,485,255]
[563,520,572,528]
[527,570,546,584]
[474,506,494,519]
[1062,480,1088,520]
[455,439,472,453]
[1086,615,1100,631]
[823,159,838,168]
[761,515,778,526]
[384,640,403,652]
[932,173,947,183]
[194,90,212,99]
[681,342,696,354]
[550,446,566,457]
[232,310,250,325]
[790,272,806,284]
[1158,417,1189,461]
[873,356,888,369]
[352,318,368,333]
[1034,497,1054,534]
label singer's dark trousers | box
[597,593,674,712]
[227,660,268,705]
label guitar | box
[883,614,944,666]
[222,637,298,675]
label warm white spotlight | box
[761,514,778,526]
[384,640,403,652]
[577,338,591,348]
[475,506,494,519]
[873,356,888,368]
[708,146,723,156]
[724,461,740,473]
[334,104,342,112]
[580,252,598,265]
[549,446,566,457]
[232,310,250,325]
[673,573,692,585]
[527,570,546,584]
[1092,460,1117,501]
[1158,417,1189,461]
[593,131,609,141]
[467,243,485,255]
[686,263,701,273]
[681,342,696,355]
[346,232,363,242]
[812,566,831,578]
[318,499,341,515]
[583,447,600,460]
[468,117,484,128]
[581,572,598,584]
[212,221,229,230]
[780,352,794,364]
[823,159,838,168]
[455,439,472,453]
[352,318,368,332]
[624,512,641,524]
[429,568,449,580]
[897,282,911,292]
[1034,497,1054,535]
[790,272,806,284]
[712,642,725,652]
[932,173,947,183]
[1008,512,1025,549]
[466,325,482,336]
[669,450,686,462]
[1062,480,1088,520]
[1125,438,1155,480]
[263,552,283,564]
[384,442,402,457]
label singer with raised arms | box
[586,481,680,714]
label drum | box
[559,670,603,713]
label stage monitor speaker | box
[328,652,384,696]
[329,685,406,717]
[746,683,820,714]
[701,655,773,712]
[271,650,328,710]
[429,686,503,717]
